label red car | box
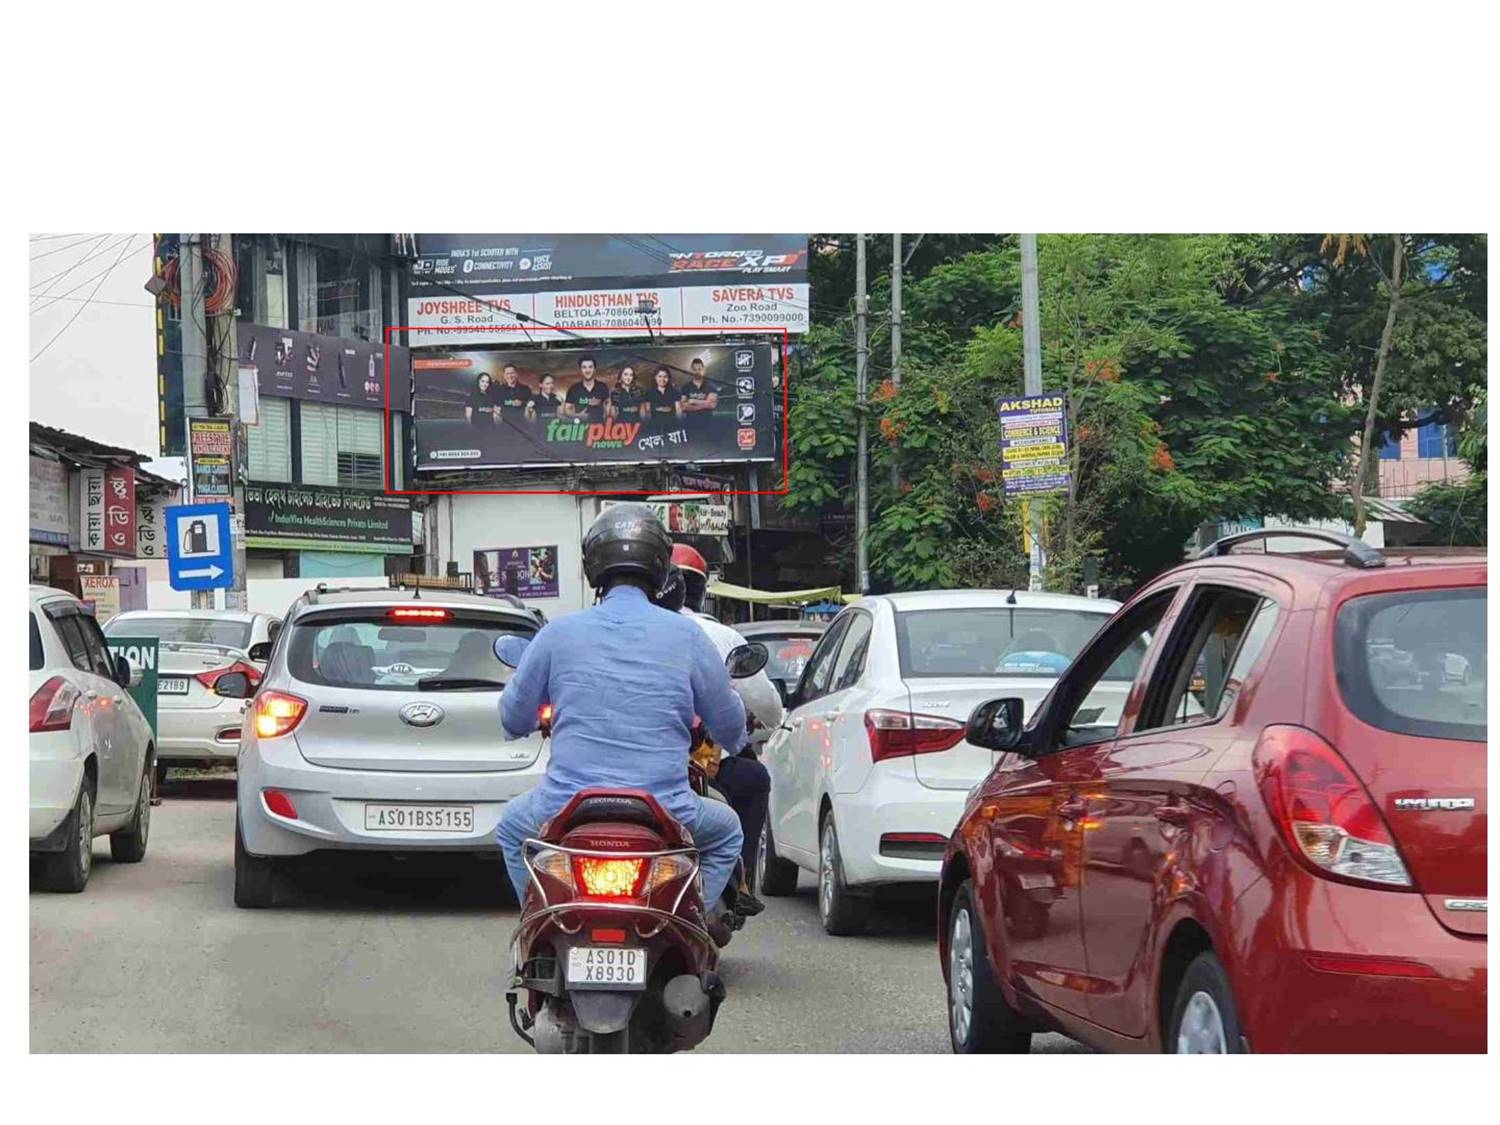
[939,530,1486,1053]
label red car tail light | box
[262,788,298,819]
[30,676,80,733]
[389,607,449,621]
[573,856,647,898]
[865,708,966,762]
[195,660,263,691]
[1253,724,1412,889]
[254,690,308,739]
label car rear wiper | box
[415,676,507,691]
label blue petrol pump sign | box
[165,502,234,592]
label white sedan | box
[30,586,155,892]
[757,589,1122,934]
[104,610,281,780]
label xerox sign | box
[406,234,809,344]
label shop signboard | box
[413,343,777,470]
[236,322,411,411]
[243,482,413,553]
[998,394,1072,497]
[473,546,559,600]
[80,574,121,622]
[601,499,731,536]
[136,498,163,558]
[105,636,159,737]
[79,468,105,552]
[103,467,137,557]
[188,417,233,498]
[406,234,810,345]
[29,455,70,545]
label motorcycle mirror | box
[494,634,531,669]
[725,642,769,679]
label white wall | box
[437,492,595,618]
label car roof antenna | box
[1005,588,1018,605]
[412,572,421,600]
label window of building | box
[246,395,292,482]
[1417,415,1457,459]
[1378,431,1402,460]
[301,403,383,488]
[305,244,377,341]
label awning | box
[708,580,860,606]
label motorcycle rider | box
[664,544,781,912]
[495,504,747,939]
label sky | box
[28,232,184,480]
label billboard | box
[236,323,412,410]
[998,394,1072,497]
[30,456,69,546]
[473,546,559,600]
[406,234,809,345]
[413,343,777,471]
[243,482,414,554]
[188,417,233,498]
[154,235,186,457]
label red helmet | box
[671,543,708,578]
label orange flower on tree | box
[879,416,905,445]
[1083,357,1121,382]
[1151,442,1176,472]
[976,492,994,513]
[874,379,897,402]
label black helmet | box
[655,564,686,613]
[582,502,672,592]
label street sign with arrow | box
[164,502,234,592]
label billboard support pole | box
[1020,234,1046,591]
[854,234,869,594]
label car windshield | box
[758,633,821,683]
[896,607,1118,678]
[104,615,253,650]
[286,612,535,691]
[1337,587,1486,742]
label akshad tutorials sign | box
[998,394,1072,496]
[413,343,778,470]
[406,234,810,345]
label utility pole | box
[890,233,902,489]
[1020,234,1046,591]
[217,233,249,613]
[180,234,214,611]
[854,234,870,594]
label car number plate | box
[159,677,190,694]
[566,946,648,990]
[363,804,474,832]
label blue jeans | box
[496,786,743,910]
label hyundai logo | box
[399,702,445,728]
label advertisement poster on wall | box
[188,417,233,498]
[236,322,412,410]
[473,546,559,600]
[413,343,777,471]
[80,574,121,622]
[998,394,1072,497]
[242,482,414,553]
[30,455,70,546]
[406,234,810,345]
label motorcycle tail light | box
[643,853,696,894]
[574,856,647,898]
[1253,724,1412,889]
[528,848,575,892]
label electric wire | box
[30,236,144,362]
[30,234,136,302]
[30,234,106,262]
[31,238,150,315]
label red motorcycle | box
[497,637,768,1054]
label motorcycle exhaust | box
[531,1002,571,1054]
[662,974,713,1050]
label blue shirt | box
[499,585,746,827]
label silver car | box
[225,585,547,907]
[103,610,281,780]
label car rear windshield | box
[29,612,44,670]
[1336,586,1486,742]
[758,633,821,684]
[105,615,253,650]
[286,611,535,691]
[895,607,1116,678]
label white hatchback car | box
[30,586,156,892]
[103,610,281,781]
[758,590,1123,933]
[228,585,549,907]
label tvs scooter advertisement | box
[413,343,778,470]
[406,234,810,345]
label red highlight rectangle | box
[384,325,791,497]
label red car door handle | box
[1057,800,1088,819]
[1155,806,1192,826]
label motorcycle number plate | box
[566,946,648,990]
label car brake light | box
[574,856,647,897]
[389,607,449,621]
[1253,724,1412,889]
[254,690,308,739]
[865,708,966,762]
[262,789,298,819]
[30,676,81,733]
[195,661,263,691]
